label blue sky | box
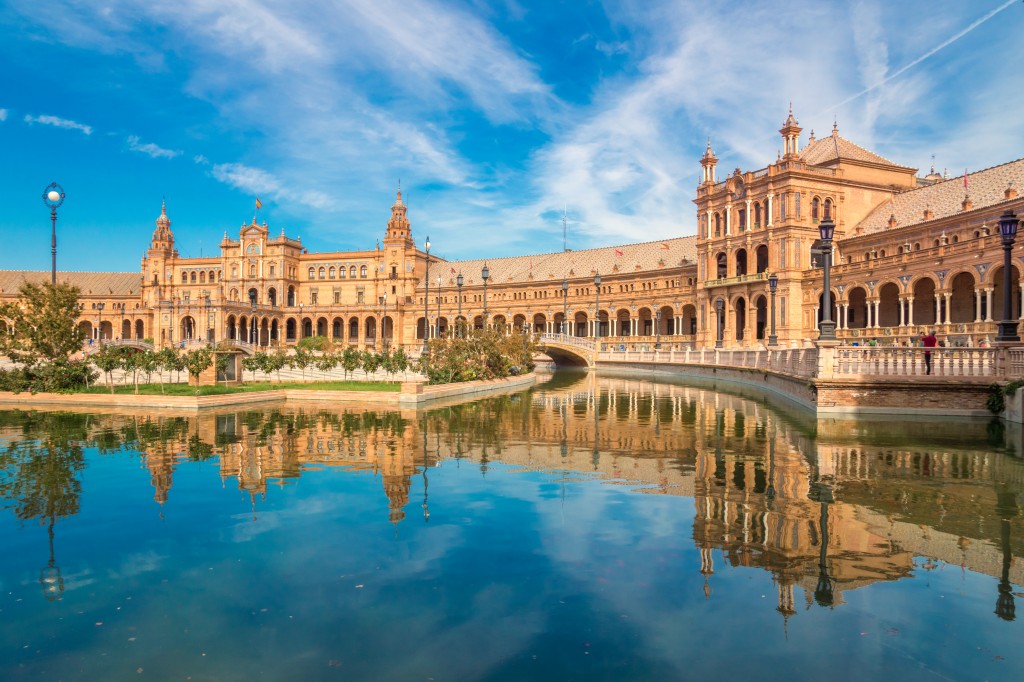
[1,0,1022,273]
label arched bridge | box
[82,339,154,355]
[537,333,596,367]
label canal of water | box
[0,370,1021,680]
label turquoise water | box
[1,371,1022,680]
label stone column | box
[907,296,915,327]
[725,205,732,235]
[1019,283,1024,320]
[766,193,774,227]
[745,199,752,230]
[985,288,994,322]
[873,300,881,328]
[840,304,848,330]
[898,298,905,327]
[943,292,952,325]
[975,289,983,323]
[935,293,943,326]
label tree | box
[158,346,186,388]
[92,345,125,393]
[136,350,159,393]
[290,347,314,381]
[242,352,265,383]
[361,349,381,377]
[0,281,85,365]
[182,346,213,394]
[266,349,288,383]
[391,347,410,379]
[315,350,337,380]
[341,346,361,380]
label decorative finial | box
[832,116,838,134]
[930,154,936,173]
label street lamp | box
[714,296,724,348]
[655,309,662,349]
[561,278,569,336]
[456,273,464,337]
[96,302,105,342]
[768,273,779,347]
[481,262,490,329]
[423,236,431,354]
[250,299,257,346]
[436,275,442,338]
[42,182,65,285]
[593,273,601,340]
[996,209,1021,343]
[817,218,837,341]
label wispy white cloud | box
[212,162,334,211]
[127,135,181,159]
[24,113,92,135]
[193,154,210,165]
[0,108,7,121]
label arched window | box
[210,270,216,282]
[181,271,187,283]
[329,267,336,278]
[824,198,833,220]
[319,267,326,279]
[308,267,315,280]
[360,265,368,278]
[231,266,237,278]
[339,266,346,279]
[811,197,820,222]
[349,266,357,278]
[250,264,256,277]
[199,271,206,283]
[714,213,722,237]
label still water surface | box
[1,370,1022,680]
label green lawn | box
[82,380,401,396]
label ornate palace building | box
[2,107,1022,350]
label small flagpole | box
[563,205,568,252]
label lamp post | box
[456,273,464,337]
[423,236,431,354]
[811,481,835,607]
[996,209,1021,343]
[768,273,779,347]
[250,300,257,346]
[481,263,490,329]
[96,302,105,342]
[42,182,65,285]
[655,309,662,349]
[817,218,837,342]
[593,273,601,341]
[714,296,724,348]
[436,275,442,338]
[561,278,569,336]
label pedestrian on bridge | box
[921,329,938,375]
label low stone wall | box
[815,378,993,417]
[597,359,816,411]
[0,373,537,412]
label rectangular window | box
[269,265,275,277]
[779,238,787,269]
[356,287,365,304]
[310,290,318,305]
[780,297,786,326]
[795,193,801,218]
[780,193,787,220]
[333,289,341,304]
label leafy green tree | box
[182,346,213,394]
[315,350,338,380]
[341,346,361,380]
[158,346,186,388]
[242,352,266,383]
[0,281,85,365]
[215,352,231,386]
[290,347,314,381]
[136,350,159,391]
[361,349,381,377]
[297,335,330,351]
[92,344,126,393]
[266,349,288,383]
[391,347,410,379]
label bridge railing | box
[830,346,1000,378]
[598,346,820,379]
[540,333,595,351]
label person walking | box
[921,328,938,375]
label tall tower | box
[142,201,178,302]
[700,138,719,185]
[383,186,414,248]
[779,105,802,159]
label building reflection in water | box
[0,372,1022,617]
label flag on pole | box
[660,242,670,251]
[963,169,968,192]
[615,249,624,257]
[255,197,263,210]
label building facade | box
[2,108,1022,351]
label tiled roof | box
[0,271,141,296]
[801,131,910,169]
[425,237,698,289]
[855,158,1024,235]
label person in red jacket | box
[921,329,938,375]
